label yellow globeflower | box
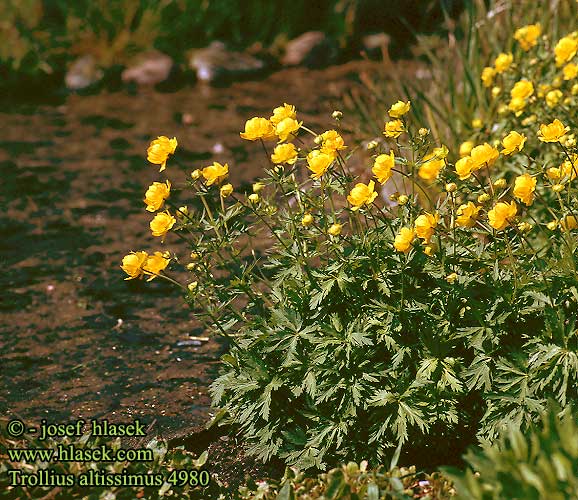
[394,227,415,253]
[508,97,527,114]
[563,63,578,80]
[270,103,296,126]
[383,119,404,138]
[514,24,541,51]
[372,151,395,184]
[147,136,177,172]
[562,155,578,179]
[471,143,499,169]
[347,180,378,210]
[501,131,526,155]
[546,90,563,108]
[513,173,537,206]
[240,117,276,141]
[307,150,334,179]
[481,67,495,88]
[319,130,346,154]
[555,36,578,66]
[388,100,411,118]
[301,213,314,227]
[560,216,578,231]
[144,180,171,212]
[494,52,513,73]
[488,201,517,231]
[459,141,474,157]
[271,143,298,164]
[121,251,148,280]
[150,211,176,241]
[538,119,569,142]
[202,161,229,185]
[455,156,475,180]
[511,79,534,100]
[414,212,439,243]
[220,183,234,198]
[455,202,481,228]
[328,223,342,236]
[143,251,170,281]
[275,117,301,142]
[418,151,444,181]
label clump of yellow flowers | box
[120,18,578,469]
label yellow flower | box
[220,183,234,197]
[445,182,457,193]
[150,211,176,241]
[456,202,481,228]
[394,227,415,253]
[191,169,201,180]
[555,36,578,66]
[144,180,171,212]
[493,178,507,189]
[459,141,474,157]
[494,52,513,73]
[513,174,537,206]
[514,24,541,51]
[302,213,314,227]
[470,143,499,170]
[275,117,301,142]
[121,251,148,280]
[328,223,342,236]
[491,86,502,98]
[383,119,404,138]
[307,150,334,179]
[455,156,475,180]
[147,136,177,172]
[488,201,517,231]
[319,130,346,154]
[547,166,562,180]
[397,194,409,205]
[501,131,526,155]
[481,67,495,88]
[560,215,578,231]
[508,97,527,114]
[477,193,491,203]
[538,119,569,142]
[347,180,378,210]
[562,155,578,179]
[202,161,229,185]
[472,118,483,129]
[546,89,563,108]
[552,183,565,193]
[372,151,395,184]
[563,62,578,80]
[388,100,411,118]
[418,151,444,181]
[547,220,559,231]
[511,79,534,100]
[270,103,296,125]
[414,212,439,242]
[253,182,265,192]
[240,117,276,141]
[446,272,458,284]
[143,251,170,281]
[271,143,298,164]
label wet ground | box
[0,59,416,485]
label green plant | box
[446,404,578,500]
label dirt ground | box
[0,59,412,485]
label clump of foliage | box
[446,404,578,499]
[237,460,455,499]
[125,4,578,473]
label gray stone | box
[121,51,173,86]
[281,31,338,68]
[65,55,103,90]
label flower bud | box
[187,281,198,292]
[248,193,260,203]
[472,118,483,129]
[397,194,409,205]
[178,206,189,216]
[301,213,314,227]
[418,127,429,137]
[491,86,501,98]
[332,110,343,119]
[389,191,400,201]
[547,220,558,230]
[446,272,458,284]
[552,183,565,192]
[220,183,234,197]
[252,182,265,193]
[190,252,199,260]
[477,193,491,203]
[445,182,457,193]
[366,140,379,150]
[493,178,507,189]
[517,222,532,232]
[191,169,201,180]
[186,263,196,271]
[328,223,342,236]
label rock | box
[281,31,338,68]
[121,51,173,86]
[362,32,391,59]
[189,41,266,84]
[65,55,103,90]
